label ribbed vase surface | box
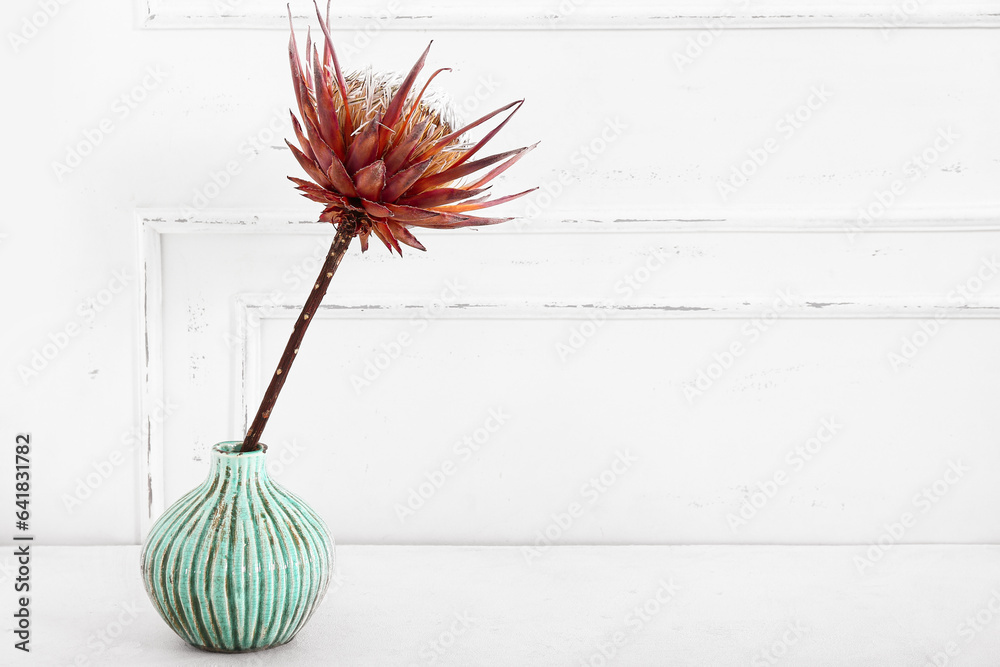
[141,441,334,652]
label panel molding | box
[139,207,1000,234]
[137,208,1000,536]
[137,215,164,536]
[235,294,1000,438]
[138,0,1000,30]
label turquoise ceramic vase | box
[140,441,334,653]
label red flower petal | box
[289,112,316,164]
[384,120,429,176]
[312,46,346,160]
[286,139,334,190]
[435,187,538,213]
[400,68,450,134]
[398,187,490,209]
[381,203,439,222]
[382,158,431,202]
[406,143,537,196]
[345,117,381,174]
[326,154,358,197]
[466,143,539,189]
[361,198,393,218]
[379,42,432,152]
[288,176,344,204]
[449,100,524,169]
[287,12,314,128]
[411,100,522,164]
[353,160,386,201]
[392,210,511,229]
[303,113,334,173]
[386,221,427,251]
[312,0,353,137]
[371,219,402,255]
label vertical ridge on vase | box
[254,477,291,646]
[270,481,319,636]
[156,473,222,644]
[254,472,290,648]
[199,462,231,645]
[190,462,230,646]
[245,470,267,648]
[173,477,218,645]
[270,490,313,640]
[269,482,332,631]
[141,441,334,653]
[261,479,321,639]
[144,483,204,637]
[207,459,237,649]
[228,466,248,648]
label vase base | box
[185,637,294,654]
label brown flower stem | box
[240,214,359,453]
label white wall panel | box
[143,214,1000,544]
[4,1,1000,545]
[130,28,1000,219]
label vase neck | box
[209,441,269,483]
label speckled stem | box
[241,215,359,453]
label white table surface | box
[3,545,999,666]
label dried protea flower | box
[240,2,537,452]
[286,1,537,254]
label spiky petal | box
[286,1,536,254]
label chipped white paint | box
[138,0,1000,30]
[137,216,164,536]
[139,207,1000,233]
[140,211,1000,543]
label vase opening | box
[212,441,267,456]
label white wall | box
[3,1,1000,545]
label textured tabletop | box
[2,544,998,666]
